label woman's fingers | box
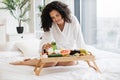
[46,43,52,48]
[43,43,52,50]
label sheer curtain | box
[81,0,120,53]
[81,0,97,45]
[96,0,120,53]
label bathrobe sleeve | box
[71,15,86,49]
[39,31,54,52]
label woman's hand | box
[42,43,52,50]
[42,43,52,54]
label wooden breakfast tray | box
[34,54,100,76]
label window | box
[32,0,45,39]
[80,0,120,53]
[97,0,120,53]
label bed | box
[0,39,120,80]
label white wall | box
[0,18,6,44]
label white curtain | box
[81,0,97,45]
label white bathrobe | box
[39,15,86,52]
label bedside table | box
[7,33,35,41]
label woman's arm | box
[39,31,54,52]
[71,15,86,49]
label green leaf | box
[9,10,17,19]
[38,5,45,12]
[20,0,30,9]
[20,18,30,22]
[1,1,16,10]
[0,7,8,9]
[20,3,30,18]
[15,0,19,3]
[51,42,57,51]
[51,42,56,45]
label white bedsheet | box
[0,46,120,80]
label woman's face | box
[49,10,64,25]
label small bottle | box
[51,42,57,51]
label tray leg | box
[92,61,101,73]
[34,59,41,72]
[86,60,101,73]
[35,63,45,76]
[34,59,45,76]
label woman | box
[10,1,86,67]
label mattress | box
[0,46,120,80]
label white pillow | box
[15,39,41,57]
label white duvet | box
[0,46,120,80]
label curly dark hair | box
[41,1,71,32]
